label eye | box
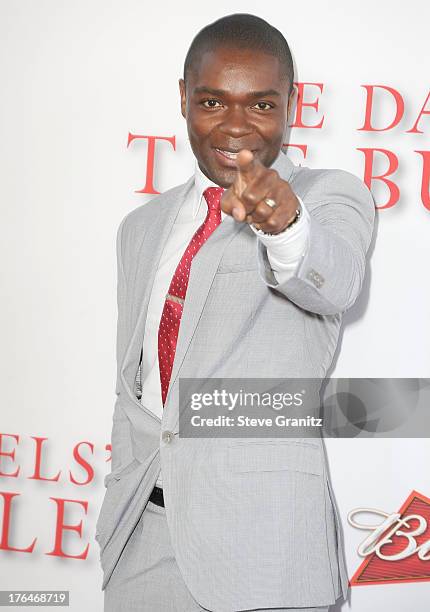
[201,99,222,108]
[253,102,274,111]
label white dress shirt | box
[141,160,310,487]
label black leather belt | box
[149,485,164,507]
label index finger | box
[233,149,263,198]
[235,149,263,178]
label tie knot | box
[203,186,224,212]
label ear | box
[287,84,297,121]
[179,78,186,119]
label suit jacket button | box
[162,430,174,443]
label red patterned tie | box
[158,186,224,406]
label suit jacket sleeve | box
[107,214,134,477]
[256,169,375,315]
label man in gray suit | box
[95,13,374,612]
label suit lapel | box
[164,215,247,409]
[120,177,194,409]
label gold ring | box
[264,198,277,209]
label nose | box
[218,105,253,138]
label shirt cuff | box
[249,196,310,283]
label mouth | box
[213,147,257,167]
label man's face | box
[179,45,295,188]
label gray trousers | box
[104,500,330,612]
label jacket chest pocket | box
[216,263,259,273]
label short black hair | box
[183,13,294,94]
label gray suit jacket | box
[95,150,375,611]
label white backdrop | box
[1,1,429,610]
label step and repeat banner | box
[1,1,429,610]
